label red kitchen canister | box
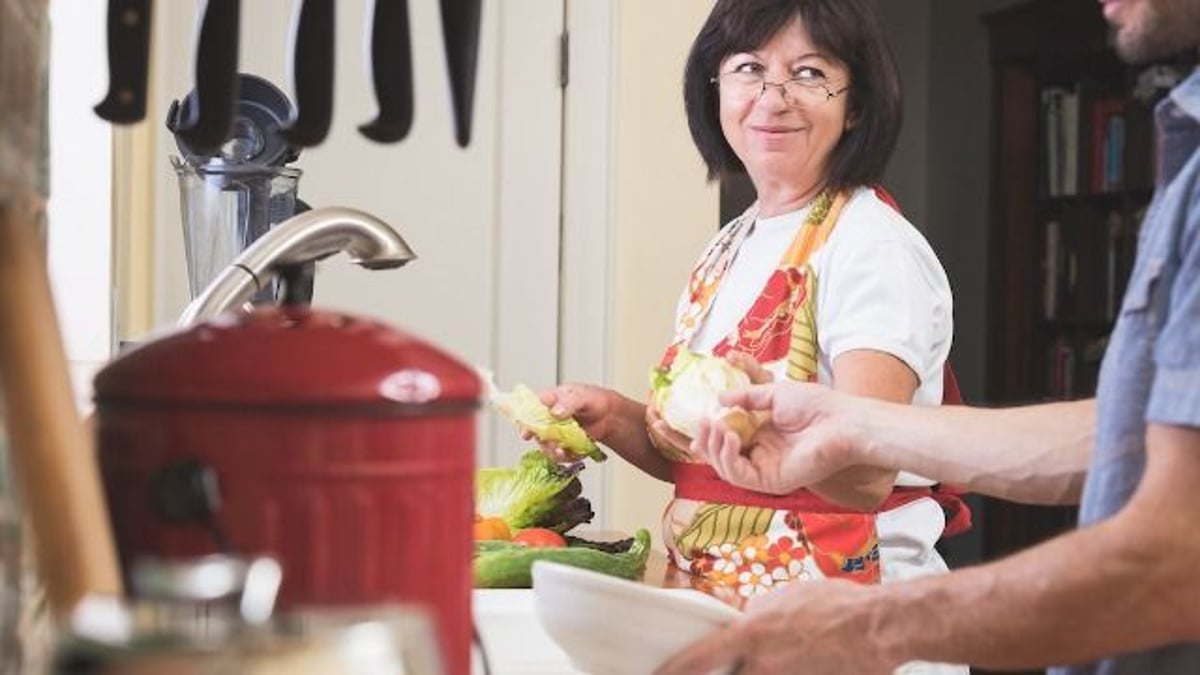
[93,306,479,675]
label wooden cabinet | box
[982,0,1190,576]
[985,0,1178,408]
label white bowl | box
[531,561,740,675]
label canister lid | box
[95,307,480,410]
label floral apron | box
[658,189,963,601]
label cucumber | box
[473,529,652,588]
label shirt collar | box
[1168,67,1200,120]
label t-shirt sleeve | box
[816,236,953,386]
[1147,207,1200,428]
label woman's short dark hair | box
[683,0,902,191]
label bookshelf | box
[982,0,1191,577]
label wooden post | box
[0,197,124,618]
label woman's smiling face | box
[717,16,852,193]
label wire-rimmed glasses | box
[711,70,850,106]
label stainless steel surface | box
[125,554,283,643]
[59,603,444,674]
[178,206,416,326]
[130,555,281,621]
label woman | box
[538,0,962,633]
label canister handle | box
[130,554,283,626]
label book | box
[1062,89,1080,195]
[1043,220,1061,319]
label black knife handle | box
[359,0,414,144]
[168,0,241,156]
[280,0,334,147]
[439,0,482,147]
[94,0,154,124]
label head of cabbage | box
[650,348,751,438]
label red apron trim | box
[673,463,933,514]
[931,484,972,537]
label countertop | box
[473,550,715,674]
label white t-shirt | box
[684,186,953,405]
[677,186,953,488]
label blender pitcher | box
[168,74,311,305]
[173,158,302,301]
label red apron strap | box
[873,184,902,213]
[943,362,964,405]
[673,463,932,514]
[932,484,973,537]
[935,361,972,537]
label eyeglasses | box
[710,70,849,106]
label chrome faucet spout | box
[178,206,416,327]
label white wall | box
[47,0,113,411]
[603,0,718,538]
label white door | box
[136,0,567,470]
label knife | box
[281,0,334,147]
[93,0,154,124]
[359,0,414,143]
[439,0,482,147]
[166,0,241,156]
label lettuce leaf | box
[481,369,607,462]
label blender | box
[168,74,314,305]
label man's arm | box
[862,396,1095,504]
[659,423,1200,674]
[705,385,1094,505]
[877,422,1200,668]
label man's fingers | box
[726,351,774,385]
[719,383,775,411]
[710,424,755,487]
[654,622,746,675]
[692,419,714,460]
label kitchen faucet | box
[177,206,416,327]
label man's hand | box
[691,381,869,495]
[655,579,900,675]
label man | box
[656,0,1200,673]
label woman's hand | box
[647,351,773,459]
[646,402,693,460]
[523,383,618,463]
[527,384,676,481]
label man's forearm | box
[861,398,1095,504]
[873,426,1200,668]
[877,513,1186,668]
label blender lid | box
[94,307,481,410]
[167,73,301,167]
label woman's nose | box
[756,82,793,110]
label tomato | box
[511,528,567,548]
[473,517,512,541]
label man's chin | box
[1108,5,1200,65]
